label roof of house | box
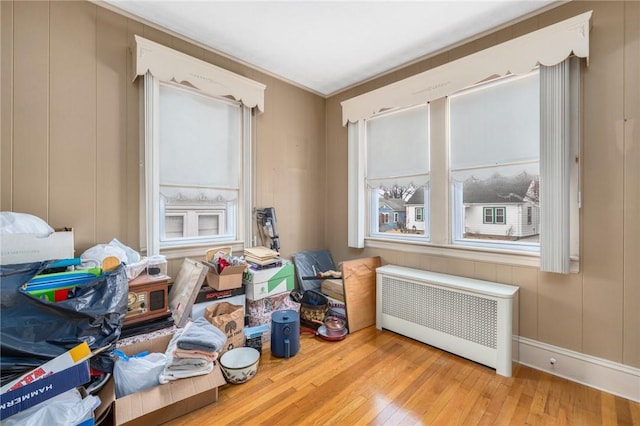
[463,173,539,204]
[406,190,424,205]
[380,198,406,211]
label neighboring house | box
[405,190,425,233]
[463,174,539,240]
[378,198,406,232]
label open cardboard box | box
[95,333,225,426]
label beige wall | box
[0,1,326,271]
[1,1,638,369]
[325,1,639,368]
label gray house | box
[378,198,406,232]
[405,190,426,233]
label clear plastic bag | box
[113,350,167,398]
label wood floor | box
[164,326,639,426]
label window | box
[450,71,539,251]
[157,83,242,248]
[342,12,589,272]
[365,104,430,240]
[134,35,265,256]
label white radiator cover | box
[376,265,519,377]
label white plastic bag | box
[3,387,100,426]
[113,350,167,398]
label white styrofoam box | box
[0,229,74,265]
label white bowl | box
[219,347,260,384]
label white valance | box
[132,35,266,112]
[341,11,592,125]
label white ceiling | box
[102,0,561,96]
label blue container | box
[270,310,300,358]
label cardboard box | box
[0,362,90,420]
[205,262,246,290]
[0,228,74,265]
[242,261,295,301]
[98,333,225,426]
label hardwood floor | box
[164,326,640,425]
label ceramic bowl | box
[219,347,260,384]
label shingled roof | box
[463,173,539,204]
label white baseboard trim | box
[515,336,640,402]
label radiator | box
[376,265,519,377]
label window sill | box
[365,238,580,273]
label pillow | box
[0,212,55,237]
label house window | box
[450,71,540,250]
[527,207,532,225]
[155,83,243,249]
[381,213,389,224]
[366,104,430,240]
[483,207,506,224]
[135,36,265,256]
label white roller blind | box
[159,83,241,189]
[450,72,539,179]
[366,104,429,188]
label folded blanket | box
[176,317,227,353]
[159,325,215,383]
[174,348,218,362]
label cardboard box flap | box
[168,259,208,328]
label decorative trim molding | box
[341,11,592,124]
[515,336,640,402]
[132,35,266,112]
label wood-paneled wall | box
[325,1,639,368]
[1,0,326,265]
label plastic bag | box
[0,261,128,383]
[2,387,100,425]
[113,350,167,398]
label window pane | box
[450,72,539,171]
[156,83,242,245]
[159,84,241,188]
[450,72,540,249]
[198,214,219,236]
[367,104,429,188]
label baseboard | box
[514,336,640,402]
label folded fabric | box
[159,362,213,383]
[165,356,209,370]
[160,326,214,383]
[176,317,227,353]
[174,348,218,362]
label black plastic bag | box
[0,261,128,383]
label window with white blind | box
[343,11,590,272]
[365,104,429,240]
[157,83,242,247]
[450,71,540,252]
[133,35,265,256]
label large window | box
[343,12,590,272]
[158,83,242,247]
[365,104,429,240]
[450,71,540,251]
[134,35,265,256]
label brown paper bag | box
[204,302,244,354]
